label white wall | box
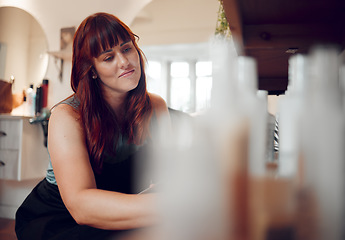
[0,7,48,93]
[0,7,31,91]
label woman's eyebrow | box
[120,40,131,47]
[99,40,131,55]
[100,49,113,55]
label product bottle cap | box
[29,84,34,88]
[43,79,49,85]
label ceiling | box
[222,0,345,95]
[0,0,151,27]
[130,0,219,46]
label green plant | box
[215,0,231,38]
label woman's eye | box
[104,55,113,61]
[123,47,132,53]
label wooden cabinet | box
[0,115,48,180]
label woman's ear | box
[91,69,98,79]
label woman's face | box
[93,39,141,97]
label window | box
[143,43,213,114]
[170,62,191,112]
[146,61,162,97]
[196,61,212,112]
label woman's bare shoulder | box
[50,103,80,121]
[149,93,168,115]
[49,103,82,134]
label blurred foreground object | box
[148,40,345,240]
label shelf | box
[47,49,72,61]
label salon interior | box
[1,0,345,239]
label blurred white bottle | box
[26,84,36,116]
[300,45,345,240]
[236,56,268,177]
[277,54,309,179]
[153,36,239,240]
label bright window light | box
[171,62,189,78]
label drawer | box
[0,119,21,150]
[0,149,19,180]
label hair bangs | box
[88,17,131,58]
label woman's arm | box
[47,104,158,230]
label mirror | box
[0,6,48,93]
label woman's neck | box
[103,91,127,122]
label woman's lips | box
[119,69,134,78]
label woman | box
[15,12,169,240]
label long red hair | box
[71,12,152,173]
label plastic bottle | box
[236,56,267,177]
[299,45,345,240]
[26,84,36,116]
[35,86,42,115]
[277,54,308,178]
[41,79,49,108]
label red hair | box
[71,12,152,173]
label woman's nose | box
[117,53,130,68]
